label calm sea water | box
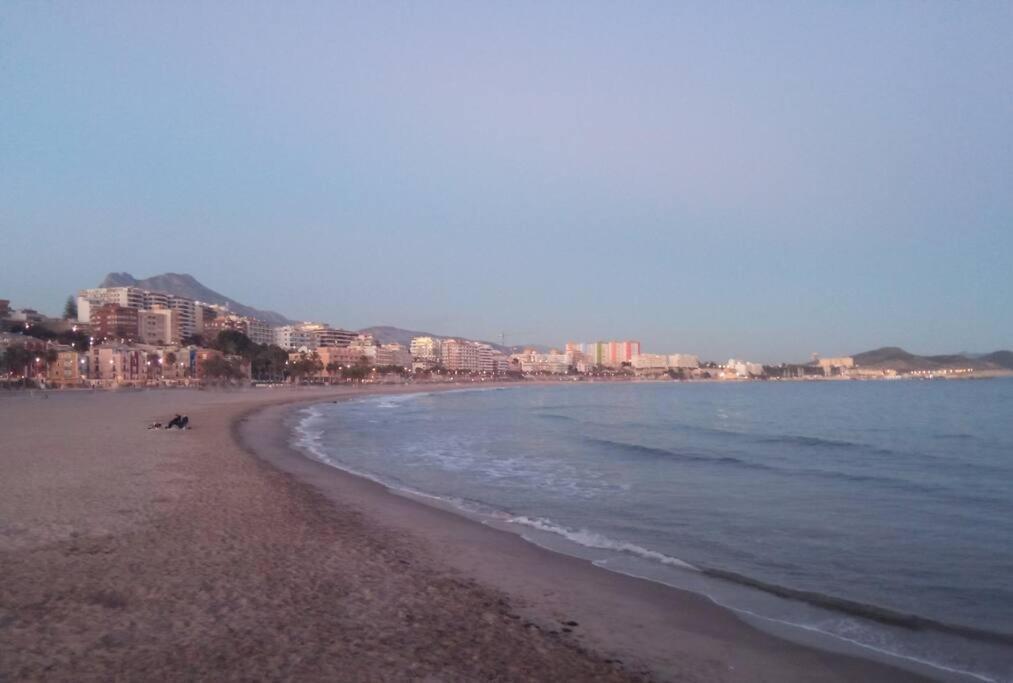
[293,380,1013,682]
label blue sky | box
[2,2,1011,361]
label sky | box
[1,2,1011,362]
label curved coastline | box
[235,388,944,683]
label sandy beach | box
[0,385,930,681]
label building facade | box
[274,325,315,350]
[92,304,139,342]
[138,309,180,345]
[410,336,442,361]
[441,339,480,372]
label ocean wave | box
[506,515,699,571]
[757,433,874,450]
[583,436,1007,502]
[537,413,579,422]
[701,567,1013,648]
[584,437,777,471]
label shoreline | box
[236,387,941,682]
[0,384,935,681]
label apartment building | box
[302,323,356,348]
[244,317,274,346]
[410,336,442,361]
[138,308,180,345]
[88,344,146,384]
[566,340,640,367]
[514,350,572,374]
[46,347,86,387]
[77,287,146,323]
[441,339,480,372]
[92,304,139,342]
[167,296,199,339]
[274,325,315,350]
[668,354,700,369]
[377,343,413,368]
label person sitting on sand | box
[165,414,189,430]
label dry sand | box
[0,386,930,681]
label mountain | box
[358,325,548,355]
[981,350,1013,370]
[99,272,294,326]
[852,346,1013,372]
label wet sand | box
[0,386,929,681]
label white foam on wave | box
[506,515,699,571]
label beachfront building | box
[138,308,181,345]
[194,303,225,335]
[631,353,669,370]
[441,339,480,372]
[76,287,146,323]
[513,349,572,374]
[347,334,379,364]
[244,317,274,346]
[607,340,641,367]
[724,359,765,378]
[92,304,139,342]
[43,346,86,387]
[303,323,356,348]
[274,325,315,350]
[377,343,413,369]
[315,345,361,370]
[818,356,855,376]
[88,344,147,384]
[78,287,204,341]
[668,354,700,369]
[202,314,272,345]
[566,340,641,368]
[167,296,199,340]
[410,336,442,362]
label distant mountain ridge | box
[99,272,294,326]
[97,272,548,350]
[852,346,1013,371]
[358,325,548,355]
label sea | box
[292,379,1013,682]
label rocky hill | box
[852,346,1013,372]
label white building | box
[410,336,442,361]
[514,350,572,374]
[631,353,668,370]
[303,324,356,348]
[668,354,700,369]
[244,318,274,346]
[274,325,316,350]
[77,287,146,323]
[725,359,765,378]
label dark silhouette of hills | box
[852,346,1013,371]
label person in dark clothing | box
[165,414,186,429]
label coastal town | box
[0,283,989,390]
